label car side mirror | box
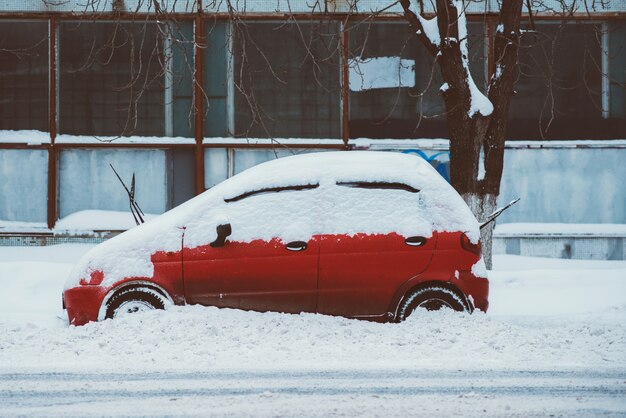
[210,223,232,248]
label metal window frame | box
[1,12,624,228]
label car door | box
[317,181,436,318]
[182,184,321,314]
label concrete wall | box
[2,143,625,225]
[0,149,48,223]
[58,149,169,218]
[497,146,626,224]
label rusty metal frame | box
[194,14,206,195]
[202,142,346,149]
[341,19,350,148]
[1,10,624,227]
[47,16,57,229]
[0,11,624,20]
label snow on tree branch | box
[399,0,440,55]
[454,0,493,117]
[407,1,441,47]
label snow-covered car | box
[63,151,488,326]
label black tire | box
[397,285,469,321]
[105,287,167,320]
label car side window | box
[224,184,319,203]
[325,180,431,236]
[220,184,322,243]
[336,181,419,194]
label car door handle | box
[285,241,307,251]
[405,236,427,247]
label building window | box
[233,21,341,139]
[508,22,625,140]
[348,21,485,139]
[0,21,48,131]
[59,21,165,136]
[168,21,195,138]
[203,20,229,137]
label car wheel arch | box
[391,280,473,322]
[97,281,175,322]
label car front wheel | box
[397,285,469,321]
[105,287,168,320]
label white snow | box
[494,64,503,80]
[471,257,488,278]
[349,57,416,91]
[56,134,195,145]
[0,246,624,416]
[203,137,346,145]
[495,223,626,237]
[0,246,624,370]
[477,146,486,180]
[408,0,441,47]
[0,219,47,232]
[0,131,197,145]
[55,210,158,232]
[440,82,449,92]
[65,151,480,289]
[0,130,51,145]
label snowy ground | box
[0,244,625,417]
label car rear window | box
[224,184,319,203]
[336,181,419,193]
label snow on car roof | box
[218,151,428,199]
[66,151,479,289]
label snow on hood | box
[65,151,479,290]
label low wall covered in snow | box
[361,139,626,225]
[496,143,626,224]
[1,139,625,228]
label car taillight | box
[460,233,481,256]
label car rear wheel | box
[397,285,469,321]
[105,287,167,320]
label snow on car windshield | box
[66,151,479,288]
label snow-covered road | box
[0,244,625,417]
[2,369,624,417]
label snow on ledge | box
[1,131,624,150]
[55,210,158,232]
[0,220,48,233]
[0,130,51,145]
[0,210,159,234]
[352,139,626,151]
[55,135,195,146]
[495,223,626,238]
[203,137,346,146]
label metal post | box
[164,21,174,137]
[341,21,350,148]
[47,16,58,229]
[194,14,205,194]
[226,21,235,137]
[601,21,610,119]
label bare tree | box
[397,0,524,267]
[23,0,619,263]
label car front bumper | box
[63,285,107,326]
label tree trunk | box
[399,0,523,270]
[463,193,497,268]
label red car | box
[63,151,488,326]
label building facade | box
[0,0,625,229]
